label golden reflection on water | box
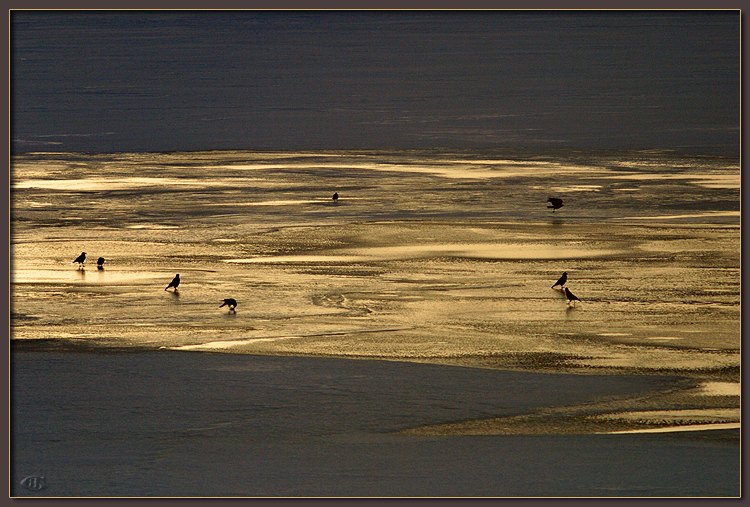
[224,242,622,264]
[10,150,740,379]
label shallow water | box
[11,149,740,377]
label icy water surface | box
[11,352,739,497]
[11,149,740,377]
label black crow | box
[73,252,86,267]
[332,192,339,202]
[547,197,564,212]
[97,257,105,270]
[552,272,567,289]
[564,287,581,305]
[165,274,180,291]
[220,298,238,312]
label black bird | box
[547,197,564,212]
[564,287,581,306]
[73,252,86,267]
[552,272,567,289]
[220,298,238,312]
[165,274,180,291]
[332,192,339,202]
[97,257,105,270]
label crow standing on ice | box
[97,257,105,270]
[165,274,180,291]
[552,272,567,289]
[332,192,339,203]
[220,298,238,312]
[564,287,581,306]
[73,252,86,267]
[547,197,564,211]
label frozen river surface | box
[11,150,740,374]
[10,149,741,497]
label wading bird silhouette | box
[73,252,86,268]
[332,192,339,203]
[547,197,564,212]
[564,287,581,306]
[165,274,180,292]
[97,257,105,270]
[552,272,567,289]
[220,298,238,312]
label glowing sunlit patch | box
[12,177,240,191]
[169,336,298,350]
[12,269,166,284]
[225,255,361,264]
[35,333,99,339]
[548,185,602,192]
[209,160,611,180]
[605,173,739,189]
[440,159,560,166]
[596,408,739,422]
[693,382,741,397]
[224,243,620,264]
[597,333,632,337]
[205,196,369,207]
[645,336,682,341]
[348,243,620,260]
[615,211,739,221]
[125,224,180,229]
[605,423,740,434]
[206,199,322,207]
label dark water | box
[11,11,739,154]
[11,351,739,497]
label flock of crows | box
[72,253,238,313]
[70,193,575,314]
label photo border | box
[2,1,745,505]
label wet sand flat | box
[11,351,740,497]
